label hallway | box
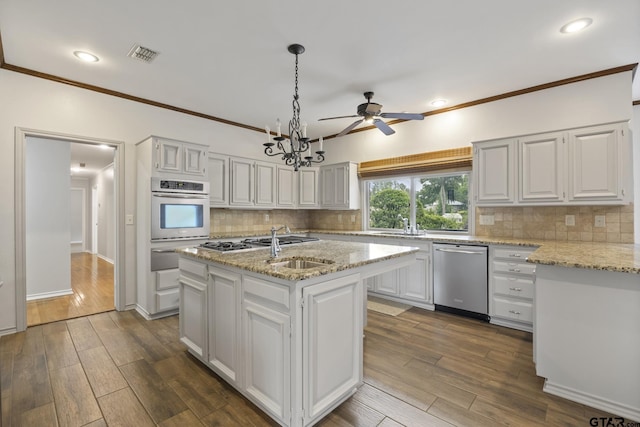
[26,253,114,326]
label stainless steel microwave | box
[150,178,210,241]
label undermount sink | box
[269,258,334,270]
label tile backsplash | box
[209,208,361,236]
[475,204,634,243]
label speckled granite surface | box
[310,230,640,274]
[178,240,418,281]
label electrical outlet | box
[594,215,606,227]
[264,214,269,222]
[479,215,494,225]
[565,215,575,226]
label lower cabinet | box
[179,255,363,427]
[489,245,537,332]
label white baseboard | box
[27,289,73,301]
[544,380,640,422]
[135,305,178,320]
[97,254,114,264]
[0,326,18,337]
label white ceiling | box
[1,0,638,140]
[69,143,114,179]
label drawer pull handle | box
[508,268,521,272]
[509,254,522,258]
[508,310,521,315]
[509,287,522,291]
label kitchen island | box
[176,240,418,427]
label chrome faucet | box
[270,225,291,258]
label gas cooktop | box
[198,236,319,252]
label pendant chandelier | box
[264,44,324,171]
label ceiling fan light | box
[73,50,99,62]
[560,18,593,34]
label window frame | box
[363,169,473,235]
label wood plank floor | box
[26,253,114,327]
[1,307,622,426]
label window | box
[366,171,470,232]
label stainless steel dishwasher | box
[433,243,489,321]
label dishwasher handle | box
[435,248,484,255]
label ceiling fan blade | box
[373,119,396,136]
[318,115,360,121]
[380,112,425,120]
[337,119,364,137]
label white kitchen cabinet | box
[230,157,254,206]
[519,131,564,203]
[208,154,229,206]
[153,137,208,178]
[398,249,431,302]
[208,267,241,384]
[320,162,359,210]
[473,138,517,205]
[297,167,319,208]
[473,122,631,206]
[255,161,277,206]
[179,260,208,359]
[302,274,362,425]
[489,245,537,332]
[567,123,627,202]
[277,166,296,208]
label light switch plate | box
[595,215,606,227]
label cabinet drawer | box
[493,275,534,299]
[156,269,180,291]
[179,257,208,280]
[157,289,180,311]
[493,297,533,323]
[493,247,535,261]
[493,260,536,276]
[243,275,290,312]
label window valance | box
[358,147,472,178]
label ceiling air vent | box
[127,44,159,63]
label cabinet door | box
[474,139,516,204]
[568,124,621,201]
[254,162,276,206]
[208,268,240,384]
[374,270,398,295]
[243,300,290,424]
[519,132,565,202]
[320,166,335,206]
[399,251,430,302]
[298,168,318,207]
[183,143,207,176]
[303,274,362,424]
[179,277,207,360]
[157,139,182,173]
[276,166,296,208]
[230,158,254,205]
[333,164,349,207]
[208,155,228,206]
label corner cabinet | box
[473,122,631,206]
[320,162,360,210]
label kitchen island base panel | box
[535,265,640,422]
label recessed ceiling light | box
[560,18,593,34]
[73,51,99,63]
[430,99,447,108]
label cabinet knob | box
[508,310,521,315]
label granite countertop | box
[307,230,640,275]
[178,240,418,281]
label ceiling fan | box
[319,91,424,137]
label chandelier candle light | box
[264,44,325,171]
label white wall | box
[0,67,635,334]
[25,136,71,299]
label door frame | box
[14,127,126,331]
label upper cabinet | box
[208,154,229,207]
[154,137,208,178]
[473,122,631,206]
[298,167,319,208]
[276,166,296,208]
[320,162,360,210]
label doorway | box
[15,128,126,331]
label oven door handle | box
[152,193,208,199]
